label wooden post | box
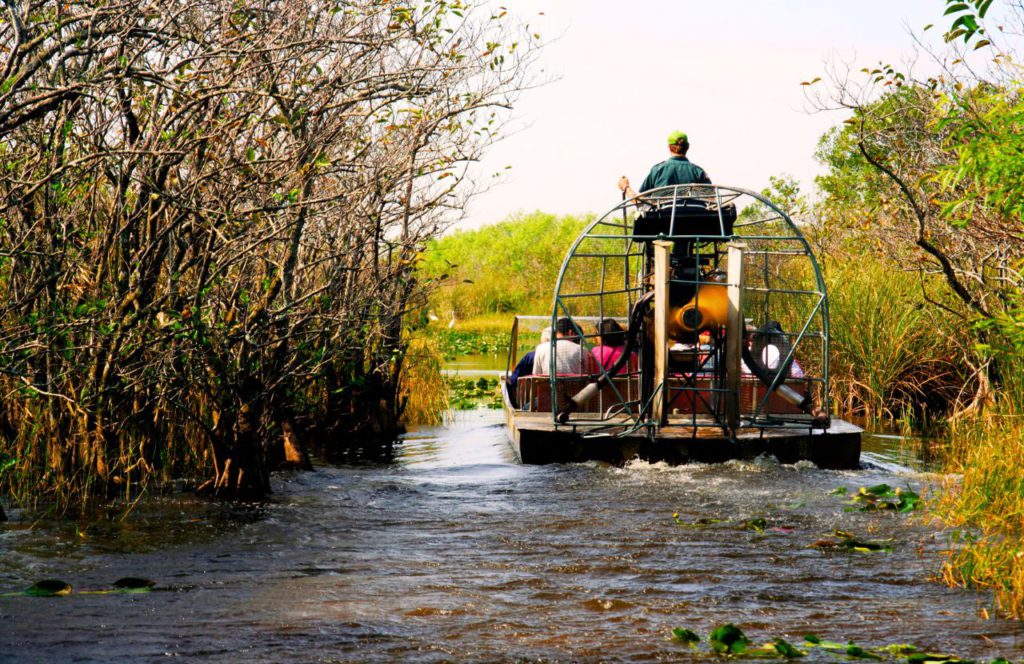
[725,242,747,433]
[652,240,672,426]
[508,316,519,375]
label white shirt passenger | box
[533,339,595,375]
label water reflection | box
[1,409,1022,663]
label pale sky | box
[461,0,947,229]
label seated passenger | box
[533,317,596,376]
[759,342,805,378]
[742,321,804,378]
[508,328,549,407]
[591,319,637,376]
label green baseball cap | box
[667,130,689,145]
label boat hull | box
[502,379,861,469]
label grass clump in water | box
[399,336,449,426]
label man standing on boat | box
[617,131,710,198]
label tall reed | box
[933,375,1024,618]
[823,258,969,422]
[399,336,449,426]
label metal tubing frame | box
[545,184,832,433]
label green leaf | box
[944,3,970,15]
[878,644,919,656]
[951,14,980,33]
[907,653,964,663]
[710,623,750,654]
[773,638,806,658]
[803,634,845,649]
[743,517,768,532]
[846,644,882,660]
[112,577,155,592]
[671,627,700,643]
[24,579,72,597]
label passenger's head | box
[540,327,552,344]
[667,130,689,156]
[598,319,626,347]
[555,317,576,341]
[756,320,787,348]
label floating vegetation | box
[5,577,156,597]
[435,330,510,359]
[22,579,72,597]
[447,377,502,410]
[111,577,156,592]
[809,530,894,553]
[831,483,922,512]
[877,645,920,656]
[668,626,1011,662]
[771,638,806,658]
[672,512,726,527]
[671,627,700,644]
[671,512,796,536]
[742,517,768,532]
[905,654,972,663]
[802,635,986,662]
[710,623,751,654]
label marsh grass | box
[399,336,449,426]
[445,313,520,335]
[933,405,1024,617]
[927,356,1024,618]
[823,258,970,422]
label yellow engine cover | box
[669,279,729,339]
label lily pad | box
[845,644,882,660]
[742,518,768,532]
[743,644,788,658]
[710,623,751,654]
[906,653,967,663]
[878,644,919,656]
[671,627,700,644]
[844,484,922,512]
[673,515,725,528]
[803,634,847,650]
[24,579,72,597]
[772,638,805,658]
[112,577,155,592]
[809,532,893,553]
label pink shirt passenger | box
[592,345,636,375]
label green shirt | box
[639,156,710,192]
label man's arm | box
[617,176,638,200]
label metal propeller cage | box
[535,184,830,439]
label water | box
[442,352,508,379]
[1,410,1023,662]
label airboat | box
[500,184,861,468]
